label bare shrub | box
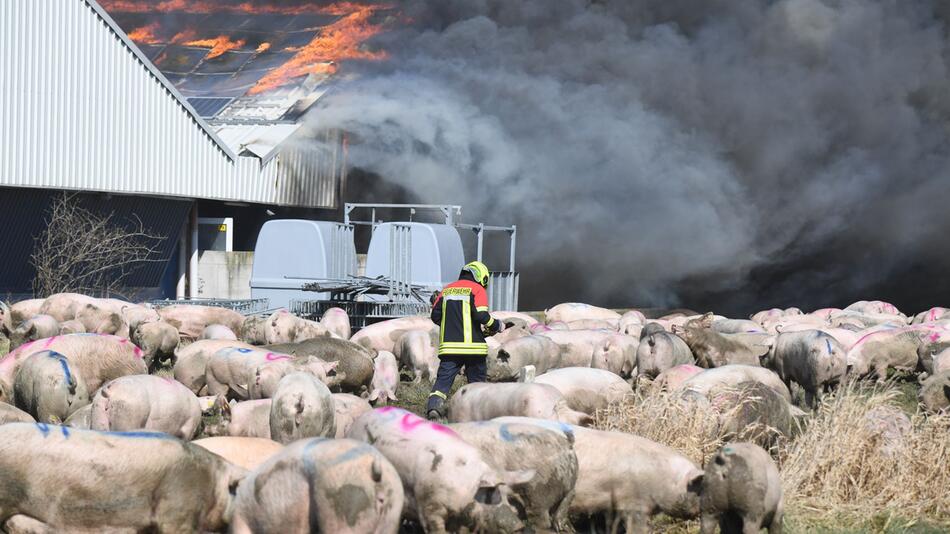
[30,193,165,298]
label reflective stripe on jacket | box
[430,279,496,356]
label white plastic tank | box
[364,222,465,292]
[250,219,357,308]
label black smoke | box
[304,0,950,315]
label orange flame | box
[250,5,387,94]
[100,0,378,16]
[183,35,247,59]
[127,22,160,44]
[256,42,271,53]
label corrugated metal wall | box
[0,0,340,209]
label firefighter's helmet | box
[463,261,490,288]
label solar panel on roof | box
[187,97,233,118]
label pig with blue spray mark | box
[762,329,847,408]
[450,420,579,532]
[13,350,88,424]
[231,438,404,534]
[0,423,245,532]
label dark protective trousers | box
[426,355,487,413]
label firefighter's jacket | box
[430,278,498,356]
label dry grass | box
[596,381,950,532]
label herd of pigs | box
[0,295,946,533]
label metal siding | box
[0,0,339,209]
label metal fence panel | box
[488,272,520,311]
[149,297,270,316]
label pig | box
[688,381,792,447]
[0,402,35,424]
[131,320,179,370]
[320,306,352,340]
[265,337,373,393]
[844,300,904,318]
[37,293,100,322]
[0,334,147,402]
[13,350,89,423]
[493,311,540,326]
[7,315,60,350]
[57,320,86,335]
[700,443,783,534]
[864,406,912,456]
[231,438,404,534]
[241,315,270,345]
[711,319,767,334]
[0,423,245,532]
[912,307,950,324]
[618,310,646,335]
[75,303,129,337]
[347,407,531,533]
[332,393,373,438]
[205,346,337,400]
[269,372,336,444]
[497,417,704,532]
[199,324,237,341]
[918,370,950,413]
[172,339,254,394]
[764,330,847,407]
[264,309,333,344]
[491,335,563,381]
[10,299,45,325]
[650,364,705,393]
[349,316,436,353]
[672,322,759,367]
[64,404,91,429]
[679,365,792,403]
[566,319,619,331]
[157,304,244,340]
[533,367,633,414]
[395,329,438,383]
[250,356,341,399]
[369,350,399,404]
[451,421,579,532]
[751,308,786,326]
[637,329,694,378]
[119,304,160,332]
[449,382,593,426]
[640,321,669,338]
[0,301,11,338]
[205,399,273,438]
[90,375,202,440]
[591,333,639,376]
[934,348,950,374]
[846,325,941,381]
[538,329,619,368]
[191,436,283,471]
[545,302,621,324]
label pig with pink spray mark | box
[0,334,147,402]
[347,407,534,534]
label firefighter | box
[426,260,504,420]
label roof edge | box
[85,0,238,161]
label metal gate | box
[488,272,519,311]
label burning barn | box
[0,0,390,301]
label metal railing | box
[329,223,357,279]
[388,224,413,300]
[149,297,271,316]
[290,299,429,331]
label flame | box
[183,35,247,59]
[250,5,387,94]
[99,0,377,16]
[256,42,271,53]
[127,22,160,44]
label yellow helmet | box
[463,261,490,287]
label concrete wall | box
[196,251,254,299]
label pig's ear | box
[701,313,714,328]
[368,389,380,402]
[325,361,340,372]
[502,469,536,487]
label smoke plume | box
[307,0,950,314]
